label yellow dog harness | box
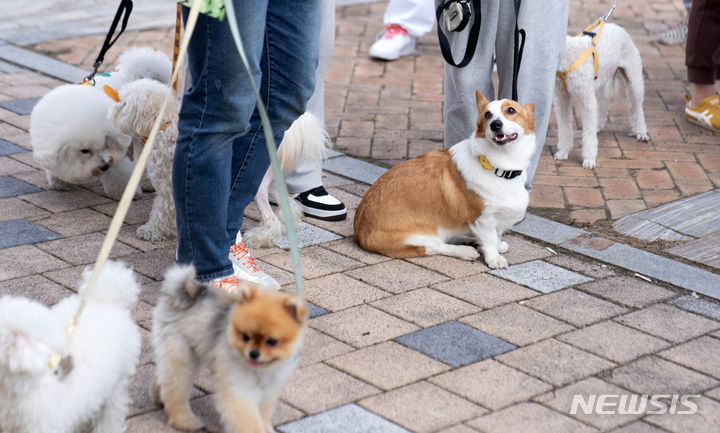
[556,18,606,91]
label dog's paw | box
[632,132,649,142]
[454,245,481,261]
[244,227,276,249]
[498,241,509,254]
[137,224,167,242]
[582,159,596,169]
[47,175,72,190]
[169,412,205,432]
[553,150,569,161]
[484,254,508,269]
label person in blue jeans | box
[173,0,322,290]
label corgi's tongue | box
[492,133,518,145]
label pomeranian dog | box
[30,47,172,200]
[355,91,535,269]
[109,78,178,242]
[554,23,649,169]
[243,112,331,249]
[0,260,141,433]
[151,265,307,432]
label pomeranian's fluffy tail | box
[159,264,207,311]
[277,112,331,172]
[78,260,140,310]
[117,46,172,85]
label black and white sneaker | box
[294,186,347,221]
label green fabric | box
[178,0,225,20]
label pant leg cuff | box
[688,67,716,84]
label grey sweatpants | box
[438,0,569,190]
[285,0,335,194]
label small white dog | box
[109,78,178,242]
[0,260,141,433]
[244,112,330,248]
[553,23,649,169]
[30,47,172,199]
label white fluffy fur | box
[244,112,330,248]
[553,23,649,169]
[30,47,172,200]
[0,261,141,433]
[109,78,178,242]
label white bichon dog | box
[553,23,649,169]
[29,47,172,200]
[109,78,178,242]
[0,260,141,433]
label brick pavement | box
[1,0,720,432]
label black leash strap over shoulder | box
[84,0,134,83]
[511,0,525,101]
[436,0,482,68]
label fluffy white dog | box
[0,260,141,433]
[30,47,172,199]
[553,23,649,169]
[109,78,178,242]
[244,112,330,248]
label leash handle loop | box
[84,0,134,83]
[436,0,482,68]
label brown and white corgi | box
[354,91,535,269]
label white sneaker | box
[369,24,416,61]
[229,242,280,289]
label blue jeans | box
[173,0,321,281]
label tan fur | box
[354,148,485,257]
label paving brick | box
[406,254,488,279]
[667,161,709,181]
[327,341,450,391]
[0,175,42,198]
[559,320,671,363]
[658,336,720,379]
[396,321,516,367]
[0,274,74,306]
[436,425,478,433]
[497,339,614,386]
[608,422,672,433]
[646,396,720,433]
[323,238,391,265]
[607,356,718,395]
[578,276,675,308]
[536,377,646,430]
[304,273,388,312]
[635,169,675,189]
[501,235,553,265]
[21,188,112,212]
[599,177,641,199]
[0,219,61,249]
[0,244,68,281]
[669,295,720,321]
[462,303,574,346]
[467,402,598,433]
[430,359,551,410]
[262,246,363,280]
[0,97,39,115]
[641,189,681,207]
[282,363,379,415]
[616,303,720,343]
[278,404,411,433]
[545,255,617,279]
[297,328,354,368]
[523,288,628,326]
[310,305,419,348]
[359,382,486,433]
[433,273,538,308]
[0,138,26,156]
[606,199,647,219]
[273,222,343,249]
[564,187,605,207]
[345,260,448,294]
[528,184,565,208]
[32,208,111,237]
[371,288,479,327]
[490,260,593,293]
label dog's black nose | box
[490,119,503,132]
[99,163,110,172]
[249,349,260,360]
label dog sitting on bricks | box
[553,22,649,169]
[354,91,535,269]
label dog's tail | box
[277,112,331,172]
[159,264,207,311]
[78,260,140,310]
[118,46,172,85]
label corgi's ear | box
[284,296,308,324]
[523,102,535,117]
[475,90,490,112]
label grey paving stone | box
[322,156,387,185]
[0,139,27,156]
[273,222,343,249]
[0,97,39,115]
[490,260,593,293]
[511,213,588,244]
[278,404,410,433]
[308,301,331,319]
[0,43,90,83]
[669,295,720,321]
[666,230,720,270]
[562,236,720,300]
[395,321,516,367]
[0,175,43,198]
[0,219,61,249]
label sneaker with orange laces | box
[229,241,280,289]
[211,275,245,293]
[369,24,416,61]
[685,93,720,132]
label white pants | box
[438,0,569,190]
[383,0,436,37]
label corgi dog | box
[354,91,535,269]
[151,265,307,433]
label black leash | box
[83,0,134,84]
[511,0,525,101]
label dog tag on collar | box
[53,355,74,380]
[479,155,494,170]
